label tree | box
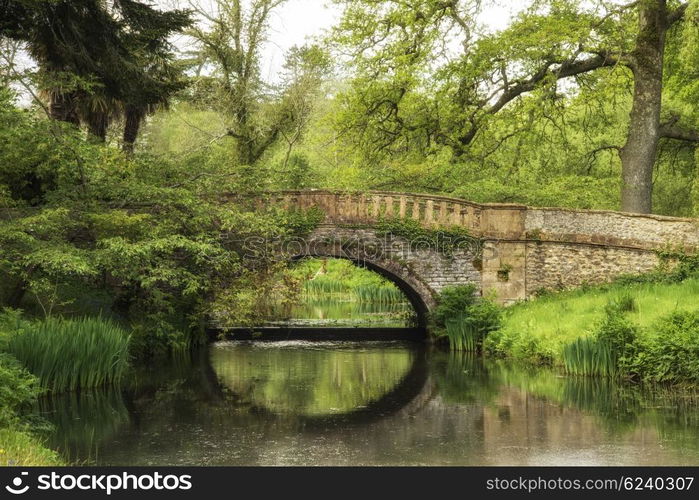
[186,0,331,166]
[331,0,699,213]
[0,0,190,148]
[116,0,192,153]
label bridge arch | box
[289,252,433,330]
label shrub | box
[434,286,502,352]
[0,353,41,428]
[596,302,638,357]
[631,311,699,384]
[431,285,478,328]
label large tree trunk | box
[619,0,667,214]
[122,106,144,154]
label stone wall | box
[523,242,661,296]
[525,208,699,251]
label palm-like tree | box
[1,0,190,148]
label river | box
[39,340,699,466]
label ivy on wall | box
[373,217,482,258]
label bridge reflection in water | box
[210,341,429,425]
[40,341,699,466]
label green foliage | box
[375,217,479,257]
[431,284,478,328]
[295,258,408,304]
[443,299,503,352]
[0,323,58,465]
[627,311,699,385]
[561,304,637,378]
[0,353,41,428]
[597,305,638,357]
[0,89,310,355]
[489,272,699,363]
[353,285,405,304]
[324,0,699,216]
[445,319,480,352]
[7,317,130,393]
[433,285,502,351]
[184,0,331,165]
[2,0,191,147]
[492,272,699,386]
[280,207,325,237]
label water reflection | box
[210,342,419,417]
[40,342,699,466]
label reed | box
[562,337,616,377]
[303,279,348,297]
[7,317,130,393]
[353,285,405,304]
[445,316,481,352]
[303,279,407,304]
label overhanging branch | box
[668,2,690,26]
[660,122,699,143]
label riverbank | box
[484,276,699,383]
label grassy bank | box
[481,276,699,385]
[0,428,62,466]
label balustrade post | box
[425,200,434,227]
[412,199,421,220]
[372,195,381,220]
[385,196,394,217]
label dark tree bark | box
[619,0,668,214]
[122,106,145,154]
[48,92,80,125]
[86,110,109,142]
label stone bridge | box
[228,190,699,326]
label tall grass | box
[353,285,406,304]
[445,316,481,352]
[303,278,348,297]
[562,337,616,377]
[303,279,407,304]
[7,317,130,393]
